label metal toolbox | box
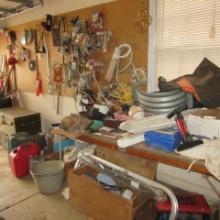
[8,132,45,153]
[0,107,41,136]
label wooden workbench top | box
[51,129,209,175]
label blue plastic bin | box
[144,128,182,152]
[53,139,75,153]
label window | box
[152,0,220,83]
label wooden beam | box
[126,144,210,175]
[6,0,34,8]
[0,8,16,13]
[6,0,31,3]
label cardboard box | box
[68,165,150,220]
[187,109,220,139]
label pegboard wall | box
[0,0,148,97]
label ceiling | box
[0,0,42,19]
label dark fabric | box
[158,58,220,108]
[0,96,12,109]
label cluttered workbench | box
[51,128,210,175]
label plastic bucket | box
[30,160,64,194]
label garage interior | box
[0,0,220,220]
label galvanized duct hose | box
[135,84,187,114]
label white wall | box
[0,0,117,28]
[20,91,82,132]
[157,163,220,205]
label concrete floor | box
[0,146,90,220]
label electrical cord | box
[115,44,133,84]
[117,44,133,72]
[187,159,199,173]
[93,71,113,106]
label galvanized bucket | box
[30,160,64,194]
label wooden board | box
[68,165,150,220]
[96,146,157,179]
[0,0,148,96]
[51,128,211,175]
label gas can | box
[9,143,40,177]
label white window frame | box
[147,0,220,92]
[147,0,158,92]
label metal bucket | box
[30,160,64,194]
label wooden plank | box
[0,8,16,13]
[68,165,149,220]
[96,146,157,179]
[78,133,118,150]
[51,129,210,175]
[126,143,209,175]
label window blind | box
[156,0,220,81]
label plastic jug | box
[9,143,40,177]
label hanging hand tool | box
[56,17,70,114]
[42,31,53,94]
[53,62,63,114]
[167,105,203,151]
[34,29,42,96]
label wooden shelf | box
[51,129,210,175]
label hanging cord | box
[72,79,95,112]
[187,159,199,173]
[93,71,113,106]
[162,0,165,41]
[74,98,79,113]
[209,0,217,38]
[115,44,133,84]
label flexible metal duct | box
[135,86,187,114]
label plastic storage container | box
[53,139,75,153]
[144,128,182,152]
[9,143,40,177]
[30,160,64,194]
